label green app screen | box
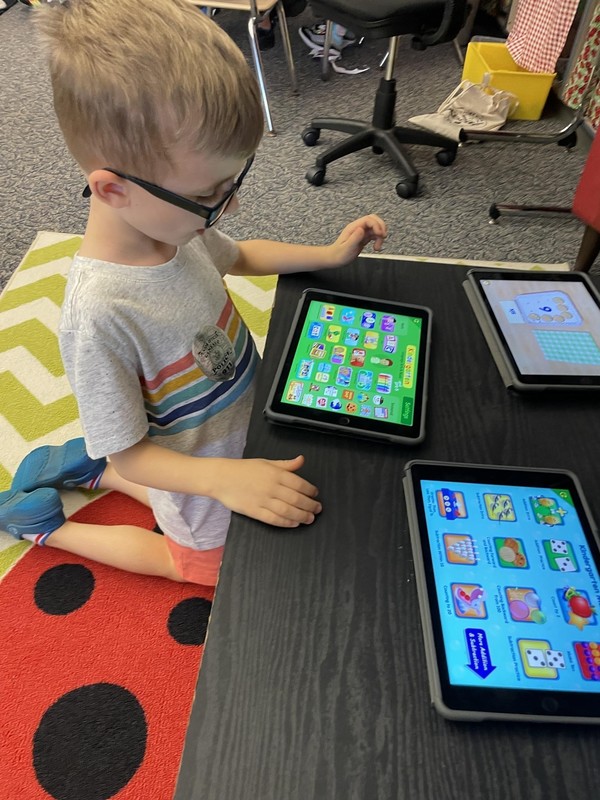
[280,300,423,426]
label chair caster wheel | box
[488,203,500,221]
[372,146,384,155]
[396,179,418,199]
[558,132,577,149]
[411,36,426,51]
[306,166,326,186]
[436,148,456,167]
[302,127,320,147]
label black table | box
[175,258,600,800]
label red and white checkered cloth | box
[507,0,579,74]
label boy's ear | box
[87,169,131,208]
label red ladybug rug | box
[0,491,213,800]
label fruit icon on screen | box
[561,587,597,631]
[568,589,594,618]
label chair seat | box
[309,0,450,40]
[198,1,276,11]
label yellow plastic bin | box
[462,41,556,120]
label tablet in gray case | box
[463,269,600,391]
[264,288,432,445]
[404,459,600,724]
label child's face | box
[116,149,250,247]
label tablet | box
[264,288,432,444]
[403,460,600,724]
[463,269,600,390]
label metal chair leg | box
[247,15,275,134]
[321,20,334,81]
[384,37,398,81]
[488,203,573,223]
[275,1,298,94]
[318,22,366,78]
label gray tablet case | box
[265,290,432,445]
[403,460,600,724]
[463,276,600,392]
[463,280,521,390]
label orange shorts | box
[165,537,224,586]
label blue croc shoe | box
[0,487,66,542]
[12,437,106,493]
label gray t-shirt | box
[59,230,258,550]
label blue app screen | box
[421,479,600,691]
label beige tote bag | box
[409,75,519,141]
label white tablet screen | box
[480,278,600,377]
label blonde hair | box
[36,0,264,177]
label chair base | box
[303,78,457,198]
[488,203,596,273]
[489,203,573,222]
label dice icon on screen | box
[556,556,577,573]
[545,649,566,669]
[525,648,547,668]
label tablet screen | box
[474,272,600,385]
[266,289,431,443]
[414,467,600,698]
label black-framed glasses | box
[82,156,254,228]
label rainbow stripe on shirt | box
[140,296,257,437]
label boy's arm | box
[109,438,321,528]
[229,214,387,277]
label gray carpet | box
[0,3,595,293]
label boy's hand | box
[212,455,322,528]
[328,214,387,267]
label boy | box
[0,0,386,586]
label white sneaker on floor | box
[307,48,370,75]
[299,23,356,53]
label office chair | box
[302,0,469,198]
[468,110,583,226]
[191,1,297,134]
